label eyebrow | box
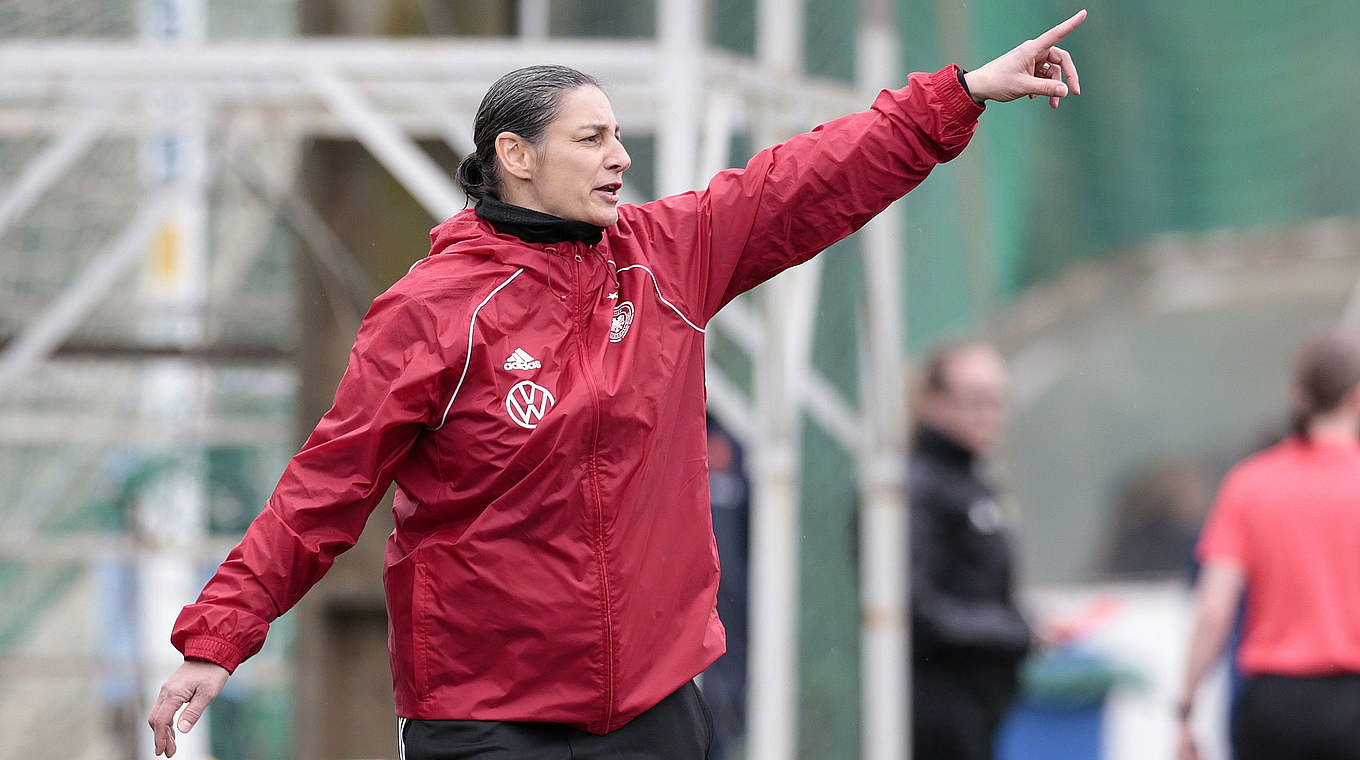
[577,122,621,135]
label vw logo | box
[505,380,556,429]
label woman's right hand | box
[147,659,230,757]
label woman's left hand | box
[1176,717,1202,760]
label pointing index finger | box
[1034,9,1087,49]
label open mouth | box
[594,182,622,203]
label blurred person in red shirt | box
[1178,331,1360,760]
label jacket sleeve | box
[910,481,1032,659]
[616,65,982,324]
[170,291,446,672]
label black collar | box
[475,195,604,245]
[914,423,977,470]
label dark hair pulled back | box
[456,65,600,201]
[920,341,990,395]
[1290,331,1360,440]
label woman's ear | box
[495,132,534,181]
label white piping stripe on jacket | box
[615,264,706,335]
[429,268,525,431]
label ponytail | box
[456,153,492,200]
[1290,331,1360,442]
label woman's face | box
[921,346,1009,456]
[518,85,632,227]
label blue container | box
[996,701,1103,760]
[994,646,1137,760]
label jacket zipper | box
[574,248,615,730]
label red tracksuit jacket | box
[172,66,982,734]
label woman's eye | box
[580,135,599,143]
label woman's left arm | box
[1176,561,1246,760]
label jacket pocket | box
[412,549,437,700]
[383,545,421,707]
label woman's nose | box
[608,140,632,172]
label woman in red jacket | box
[148,12,1085,759]
[1178,332,1360,760]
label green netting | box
[710,0,755,55]
[208,686,295,760]
[551,0,655,38]
[0,563,81,650]
[805,0,856,82]
[0,0,135,37]
[902,0,1360,317]
[796,418,863,760]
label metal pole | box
[748,0,805,755]
[697,87,736,186]
[308,67,465,220]
[0,103,111,237]
[703,363,757,444]
[0,194,175,396]
[855,1,909,758]
[801,371,866,454]
[518,0,550,40]
[0,40,870,141]
[226,153,375,324]
[713,299,864,454]
[135,2,212,758]
[657,0,702,196]
[695,80,757,446]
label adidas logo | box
[503,348,541,371]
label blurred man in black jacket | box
[910,342,1032,760]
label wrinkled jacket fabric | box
[172,66,982,734]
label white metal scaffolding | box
[0,2,910,757]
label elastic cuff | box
[932,64,985,122]
[181,635,246,674]
[956,66,981,105]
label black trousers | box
[400,681,713,760]
[912,661,1018,760]
[1232,673,1360,760]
